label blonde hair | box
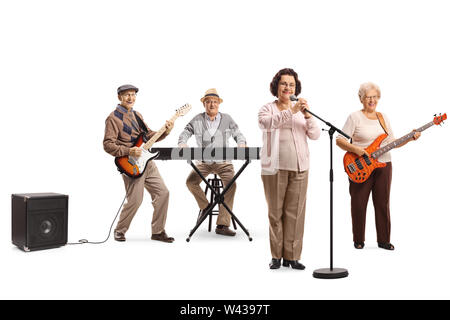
[358,82,381,102]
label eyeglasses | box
[279,82,296,88]
[204,99,219,105]
[364,95,379,100]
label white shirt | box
[205,112,221,137]
[339,110,395,163]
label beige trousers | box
[186,162,236,227]
[115,161,169,235]
[261,170,309,260]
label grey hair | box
[358,82,381,102]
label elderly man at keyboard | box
[178,88,246,236]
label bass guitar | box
[115,104,192,178]
[344,113,446,183]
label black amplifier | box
[12,193,68,252]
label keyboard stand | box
[186,160,253,242]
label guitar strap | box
[376,112,389,134]
[350,112,388,144]
[133,111,149,142]
[133,111,148,134]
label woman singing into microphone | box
[258,68,320,270]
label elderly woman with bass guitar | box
[336,82,421,251]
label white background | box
[1,0,449,300]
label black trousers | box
[349,162,392,243]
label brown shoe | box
[114,231,126,242]
[151,231,175,243]
[215,225,236,237]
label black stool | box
[198,174,237,232]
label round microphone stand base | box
[313,268,349,279]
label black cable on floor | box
[67,181,130,245]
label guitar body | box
[114,133,160,178]
[343,134,388,183]
[112,103,191,177]
[343,113,446,183]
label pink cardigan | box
[258,101,321,174]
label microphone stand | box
[304,108,350,279]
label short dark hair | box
[270,68,302,97]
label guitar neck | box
[142,113,179,150]
[372,121,434,159]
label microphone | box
[290,95,351,140]
[289,95,311,116]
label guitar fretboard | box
[372,121,434,159]
[142,113,179,150]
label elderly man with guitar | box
[103,84,188,243]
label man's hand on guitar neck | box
[165,120,174,134]
[129,146,142,157]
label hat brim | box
[118,89,139,94]
[200,95,223,103]
[117,85,139,94]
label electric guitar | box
[115,104,192,178]
[344,113,446,183]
